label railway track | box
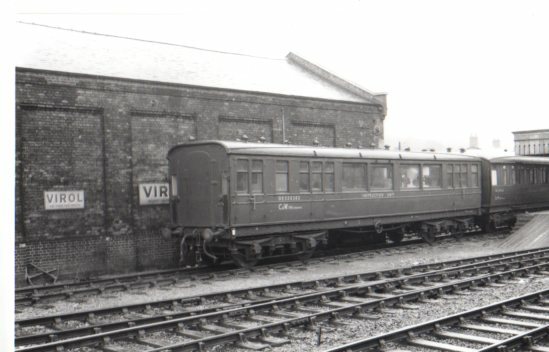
[15,231,501,306]
[16,246,549,351]
[323,289,549,352]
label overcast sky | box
[14,0,549,151]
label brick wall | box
[15,68,385,284]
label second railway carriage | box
[480,155,549,230]
[167,141,483,267]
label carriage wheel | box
[230,251,259,268]
[387,232,404,244]
[453,225,465,240]
[421,232,436,245]
[297,248,316,261]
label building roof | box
[16,22,385,106]
[169,140,480,162]
[512,129,549,135]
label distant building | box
[469,134,479,149]
[513,129,549,156]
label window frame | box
[275,160,289,193]
[446,164,454,188]
[399,164,421,190]
[299,161,310,193]
[370,163,394,191]
[235,158,265,195]
[422,164,442,189]
[235,159,250,194]
[324,161,335,193]
[250,160,264,194]
[311,161,323,192]
[471,164,480,188]
[342,162,368,192]
[446,163,471,188]
[459,164,468,188]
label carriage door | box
[233,158,265,225]
[181,151,216,226]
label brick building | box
[513,129,549,156]
[15,23,387,282]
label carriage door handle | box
[249,195,256,210]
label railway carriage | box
[167,141,483,267]
[481,156,549,230]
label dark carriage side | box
[168,141,483,267]
[481,156,549,230]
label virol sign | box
[139,183,169,205]
[44,190,85,210]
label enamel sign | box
[44,190,85,210]
[139,183,169,205]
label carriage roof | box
[488,156,549,165]
[169,140,481,162]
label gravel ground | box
[221,276,549,352]
[15,233,549,352]
[15,233,537,320]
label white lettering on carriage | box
[278,203,303,211]
[361,192,395,199]
[278,195,301,201]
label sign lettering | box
[139,183,169,205]
[44,190,85,210]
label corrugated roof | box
[16,22,373,103]
[169,140,481,161]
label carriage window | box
[371,165,393,190]
[171,175,178,197]
[251,160,263,193]
[536,167,544,184]
[400,165,420,189]
[311,162,323,192]
[509,165,517,185]
[471,164,479,187]
[448,164,465,188]
[422,165,442,188]
[538,167,547,184]
[342,163,367,191]
[491,167,498,186]
[459,164,468,187]
[275,161,289,192]
[299,162,309,192]
[446,165,454,188]
[518,166,526,184]
[324,162,335,192]
[236,159,249,193]
[451,165,459,188]
[502,165,509,185]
